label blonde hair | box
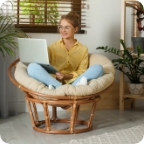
[59,11,80,28]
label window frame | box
[15,0,85,33]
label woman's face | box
[59,19,78,39]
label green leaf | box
[96,39,144,83]
[137,46,142,57]
[0,14,29,58]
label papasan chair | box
[8,53,115,134]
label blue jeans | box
[27,63,104,88]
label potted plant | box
[96,39,144,95]
[0,3,29,118]
[0,13,29,57]
[127,1,144,52]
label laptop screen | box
[17,38,49,65]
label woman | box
[27,12,104,89]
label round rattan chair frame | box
[8,59,113,134]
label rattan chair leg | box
[75,105,80,121]
[26,99,36,128]
[70,103,77,133]
[88,100,98,128]
[51,106,58,122]
[32,102,39,124]
[43,103,51,133]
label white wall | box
[16,0,144,112]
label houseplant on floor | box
[96,39,144,95]
[0,3,28,118]
[0,14,29,57]
[127,1,144,53]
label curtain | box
[0,54,17,118]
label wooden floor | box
[0,107,144,144]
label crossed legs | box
[27,63,104,88]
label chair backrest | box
[88,54,115,75]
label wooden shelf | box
[119,0,144,111]
[131,53,144,56]
[124,94,144,99]
[126,48,144,56]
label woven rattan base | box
[25,95,100,134]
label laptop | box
[17,38,58,74]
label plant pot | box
[131,37,144,53]
[128,83,144,95]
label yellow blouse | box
[48,39,88,84]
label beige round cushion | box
[14,54,115,98]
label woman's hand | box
[56,72,73,81]
[56,72,64,80]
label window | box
[12,0,86,33]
